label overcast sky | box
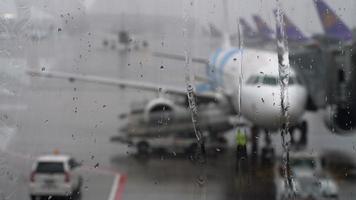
[85,0,356,35]
[1,0,356,35]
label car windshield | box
[36,162,65,173]
[290,158,316,169]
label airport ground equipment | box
[291,40,356,134]
[111,99,230,155]
[275,152,339,200]
[111,130,227,156]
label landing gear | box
[289,120,308,147]
[261,131,275,166]
[185,143,198,156]
[250,126,259,168]
[244,121,308,169]
[249,127,276,167]
[30,195,37,200]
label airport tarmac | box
[1,29,356,200]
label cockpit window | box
[246,76,259,85]
[262,76,278,86]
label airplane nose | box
[286,86,308,124]
[241,86,307,129]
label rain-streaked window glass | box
[1,0,356,200]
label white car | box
[29,154,82,200]
[275,152,339,200]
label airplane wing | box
[26,69,218,102]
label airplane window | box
[1,0,356,200]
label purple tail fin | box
[239,18,256,38]
[273,9,309,43]
[252,15,275,40]
[314,0,352,41]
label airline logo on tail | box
[314,0,352,41]
[273,10,309,42]
[253,15,275,40]
[322,12,337,29]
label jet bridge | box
[291,41,356,132]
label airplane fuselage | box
[207,47,308,130]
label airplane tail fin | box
[253,15,275,41]
[208,23,223,38]
[314,0,352,41]
[273,9,309,43]
[221,0,232,48]
[239,18,256,38]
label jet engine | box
[143,98,181,125]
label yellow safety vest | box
[236,130,247,146]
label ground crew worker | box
[236,129,248,172]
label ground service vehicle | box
[275,152,338,200]
[29,154,82,200]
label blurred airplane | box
[253,15,275,41]
[274,10,311,44]
[249,13,313,48]
[208,23,224,38]
[210,13,311,48]
[239,18,257,40]
[314,0,353,42]
[238,17,268,47]
[27,2,311,157]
